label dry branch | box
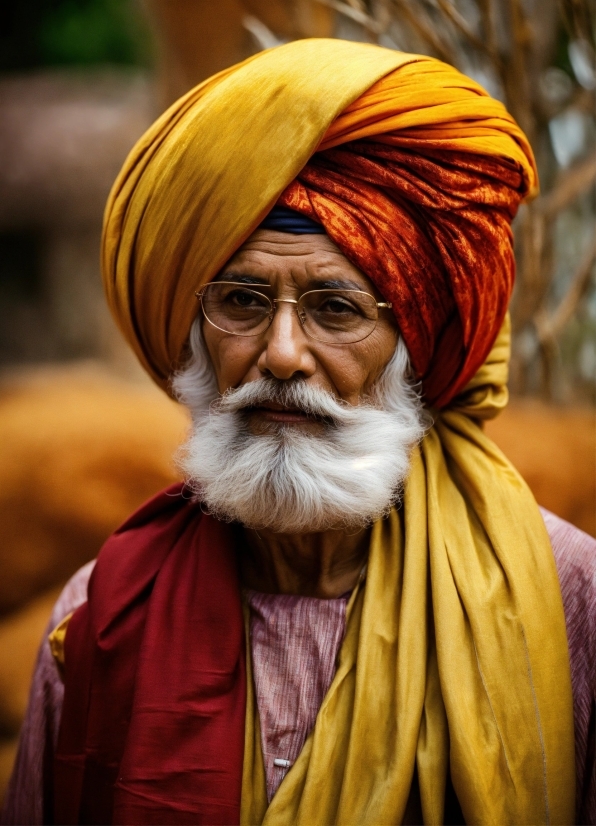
[539,153,596,220]
[434,0,489,55]
[535,234,596,344]
[314,0,384,32]
[477,0,501,64]
[389,0,458,63]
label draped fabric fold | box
[55,493,247,825]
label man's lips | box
[243,403,313,423]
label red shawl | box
[54,484,246,825]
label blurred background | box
[0,0,594,802]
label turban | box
[101,40,575,825]
[102,39,536,407]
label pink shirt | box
[3,509,596,824]
[246,589,349,801]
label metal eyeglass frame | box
[194,281,393,344]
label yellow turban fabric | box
[102,39,537,394]
[101,39,575,824]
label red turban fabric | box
[279,135,527,407]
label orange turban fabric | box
[102,40,536,406]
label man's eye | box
[319,297,360,315]
[227,289,265,308]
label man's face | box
[202,229,399,434]
[178,228,424,533]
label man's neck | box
[238,524,370,599]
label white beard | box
[172,321,428,534]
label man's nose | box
[256,302,317,380]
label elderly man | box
[3,39,596,826]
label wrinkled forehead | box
[216,228,387,302]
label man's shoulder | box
[541,508,596,646]
[49,559,96,631]
[541,507,596,587]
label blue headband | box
[259,205,326,234]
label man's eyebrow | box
[308,277,366,291]
[213,273,367,291]
[213,272,271,285]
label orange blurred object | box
[0,365,188,617]
[486,401,595,538]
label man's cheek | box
[207,339,254,391]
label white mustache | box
[212,378,374,424]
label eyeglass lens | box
[200,282,379,344]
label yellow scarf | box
[241,320,575,825]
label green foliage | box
[0,0,152,72]
[552,25,575,80]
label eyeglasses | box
[195,282,392,345]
